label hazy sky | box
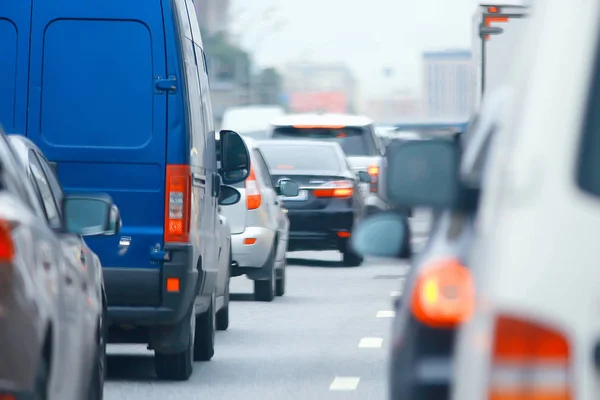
[229,0,479,96]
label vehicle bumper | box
[231,227,275,269]
[286,209,354,251]
[104,243,198,327]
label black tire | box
[88,302,107,400]
[275,265,285,297]
[342,250,364,267]
[254,241,276,302]
[34,356,49,400]
[155,305,195,381]
[216,283,229,331]
[193,296,215,361]
[399,217,413,259]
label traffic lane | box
[104,251,408,400]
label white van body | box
[453,1,600,399]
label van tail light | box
[164,165,191,243]
[0,220,14,263]
[367,165,379,193]
[313,180,354,198]
[489,315,571,400]
[245,166,262,210]
[410,258,475,328]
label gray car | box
[220,137,299,302]
[0,131,120,399]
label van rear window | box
[271,126,377,156]
[40,20,153,148]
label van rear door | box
[26,0,168,272]
[0,1,32,134]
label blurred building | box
[362,91,424,123]
[282,63,358,114]
[194,0,229,37]
[422,49,474,120]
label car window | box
[36,152,64,208]
[259,145,342,174]
[252,149,274,189]
[0,134,38,208]
[28,150,61,228]
[270,126,378,156]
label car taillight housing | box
[410,258,475,328]
[164,165,191,243]
[313,180,354,198]
[367,165,379,193]
[245,165,262,210]
[488,314,572,400]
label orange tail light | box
[410,258,475,328]
[367,165,379,193]
[489,315,571,400]
[313,180,354,198]
[164,165,191,243]
[245,165,262,210]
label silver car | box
[220,138,299,302]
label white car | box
[219,137,299,302]
[451,1,600,399]
[215,214,232,330]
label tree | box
[203,32,250,85]
[256,67,283,105]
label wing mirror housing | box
[276,179,300,197]
[357,171,372,183]
[219,130,251,185]
[218,185,242,206]
[62,194,118,236]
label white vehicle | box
[221,105,285,140]
[452,1,600,399]
[471,0,531,110]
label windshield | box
[270,126,378,156]
[259,144,341,173]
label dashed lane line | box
[329,377,361,391]
[358,337,383,348]
[390,290,402,297]
[376,310,396,318]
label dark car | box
[0,129,120,399]
[257,140,371,266]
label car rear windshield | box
[271,126,377,156]
[259,145,341,173]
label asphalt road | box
[103,211,430,400]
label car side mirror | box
[351,212,407,258]
[62,194,114,236]
[105,205,122,235]
[381,138,460,209]
[219,130,250,185]
[218,185,242,206]
[277,179,300,197]
[357,171,372,183]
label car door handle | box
[192,173,205,185]
[65,274,73,286]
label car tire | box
[216,283,229,331]
[34,355,49,400]
[193,296,215,361]
[88,301,107,400]
[342,250,364,267]
[275,264,286,297]
[254,241,276,302]
[155,305,195,381]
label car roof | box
[270,113,373,128]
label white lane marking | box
[358,337,383,348]
[329,376,360,391]
[376,310,396,318]
[391,290,402,297]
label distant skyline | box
[229,0,480,96]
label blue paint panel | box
[40,20,154,148]
[26,0,168,270]
[0,1,32,134]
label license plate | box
[283,189,308,201]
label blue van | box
[1,0,250,380]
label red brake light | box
[313,180,354,198]
[0,220,14,262]
[410,258,475,328]
[489,315,571,400]
[164,165,191,243]
[245,165,262,210]
[367,165,379,193]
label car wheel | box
[193,295,215,361]
[216,281,229,331]
[275,263,286,297]
[88,301,107,400]
[254,241,276,302]
[342,249,364,267]
[155,304,195,380]
[34,355,49,400]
